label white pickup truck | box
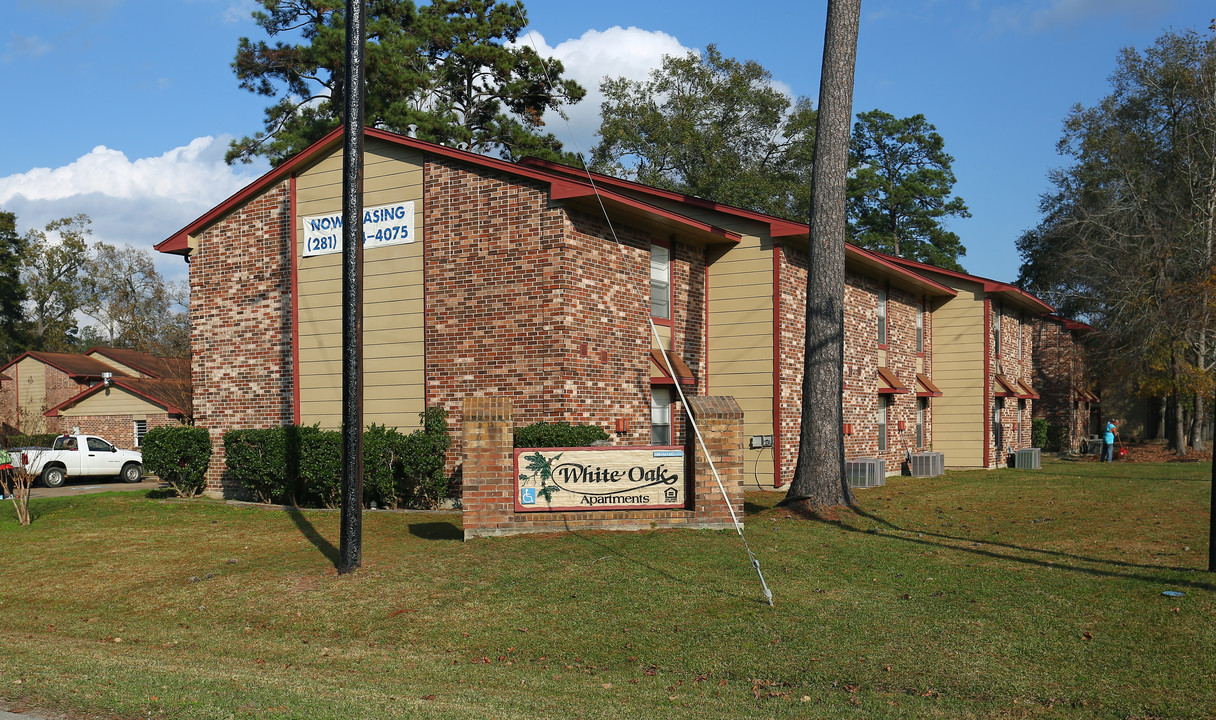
[15,434,144,488]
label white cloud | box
[991,0,1173,32]
[3,32,51,62]
[0,137,266,283]
[513,27,691,159]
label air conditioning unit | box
[846,458,886,489]
[909,451,945,477]
[1014,448,1041,470]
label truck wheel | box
[41,466,66,489]
[121,463,143,483]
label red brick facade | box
[776,246,935,485]
[987,300,1037,466]
[188,180,295,494]
[1031,316,1096,451]
[423,160,706,474]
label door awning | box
[915,373,943,397]
[994,374,1019,398]
[877,367,910,394]
[650,349,696,386]
[1015,378,1040,400]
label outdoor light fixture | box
[102,372,112,387]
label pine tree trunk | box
[784,0,861,511]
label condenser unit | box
[1014,448,1041,470]
[909,451,945,478]
[846,458,886,489]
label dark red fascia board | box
[521,158,958,297]
[157,126,739,256]
[1043,313,1094,334]
[874,251,1054,314]
[44,378,182,417]
[519,155,809,237]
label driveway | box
[27,477,167,499]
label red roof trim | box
[0,351,115,379]
[877,367,911,395]
[873,250,1054,314]
[1016,378,1040,400]
[44,378,183,417]
[158,126,740,256]
[915,373,943,398]
[993,374,1019,398]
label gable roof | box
[87,347,189,379]
[156,127,741,257]
[872,251,1054,314]
[0,351,121,379]
[44,377,189,417]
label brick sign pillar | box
[685,396,745,529]
[462,395,745,539]
[461,396,515,535]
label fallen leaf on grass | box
[1082,631,1093,641]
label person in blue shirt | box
[1101,419,1119,462]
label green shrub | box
[222,411,452,509]
[1047,423,1071,453]
[3,433,59,449]
[514,421,609,448]
[141,426,212,498]
[400,407,451,509]
[224,428,290,504]
[1031,418,1049,449]
[292,425,342,508]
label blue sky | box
[1,0,1211,288]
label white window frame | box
[916,299,924,354]
[877,288,887,345]
[916,397,926,449]
[877,396,889,452]
[134,420,148,447]
[651,388,673,445]
[650,244,671,320]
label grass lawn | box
[1,457,1213,719]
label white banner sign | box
[302,201,415,258]
[514,447,686,512]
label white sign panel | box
[514,446,686,512]
[302,201,415,258]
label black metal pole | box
[338,0,366,575]
[1210,387,1215,572]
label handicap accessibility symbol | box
[520,487,537,505]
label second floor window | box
[651,388,673,445]
[650,245,671,320]
[916,299,924,353]
[993,303,1002,357]
[877,289,887,345]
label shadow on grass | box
[785,503,1216,591]
[285,507,339,565]
[409,521,462,541]
[145,488,178,500]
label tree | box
[228,0,585,166]
[1017,27,1216,456]
[784,0,861,512]
[0,212,29,360]
[84,242,190,357]
[847,110,970,269]
[20,214,93,352]
[591,45,815,221]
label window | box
[1017,399,1025,443]
[993,399,1004,449]
[1018,315,1023,362]
[650,245,671,320]
[134,420,148,447]
[916,299,924,354]
[916,398,927,449]
[87,437,113,453]
[877,289,887,345]
[877,396,889,452]
[993,302,1002,357]
[651,388,673,445]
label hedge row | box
[141,426,212,498]
[223,407,451,509]
[513,421,609,448]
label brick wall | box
[777,244,933,485]
[988,304,1035,466]
[462,395,742,538]
[424,159,707,479]
[64,413,181,449]
[188,180,294,495]
[1031,317,1094,450]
